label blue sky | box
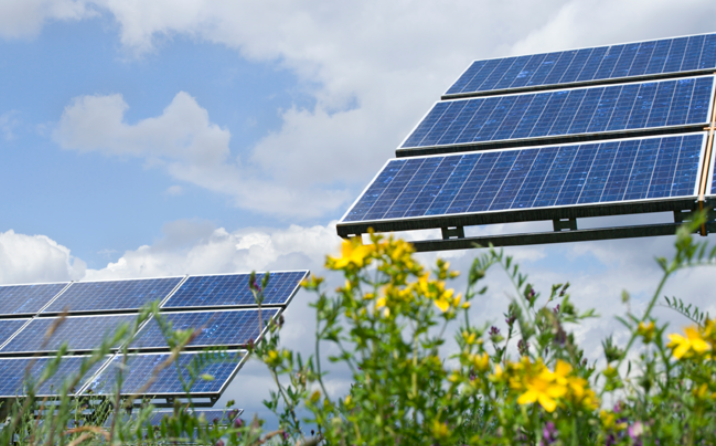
[2,0,716,426]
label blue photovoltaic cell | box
[0,283,66,316]
[85,351,243,395]
[344,134,704,223]
[402,77,713,150]
[446,34,716,95]
[0,356,104,397]
[132,309,279,349]
[0,319,28,345]
[43,277,183,313]
[162,271,307,308]
[1,315,136,353]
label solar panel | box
[0,319,29,347]
[446,34,716,97]
[401,76,714,154]
[1,315,136,354]
[145,409,243,426]
[43,277,183,314]
[343,134,705,224]
[161,271,307,309]
[131,309,280,350]
[0,356,104,397]
[84,351,245,396]
[0,283,67,316]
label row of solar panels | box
[0,307,277,355]
[0,271,307,316]
[0,350,244,398]
[402,75,714,154]
[341,133,713,230]
[446,33,716,97]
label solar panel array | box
[338,33,716,246]
[0,271,307,398]
[446,34,716,97]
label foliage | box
[5,212,716,445]
[255,212,716,445]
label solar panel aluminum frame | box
[40,275,188,317]
[397,76,716,158]
[337,134,708,245]
[443,32,716,100]
[77,350,248,400]
[128,307,283,353]
[159,270,309,311]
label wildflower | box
[541,421,558,445]
[667,325,711,359]
[462,330,478,345]
[636,321,656,344]
[628,421,644,442]
[515,360,568,413]
[431,419,449,439]
[518,339,530,356]
[309,390,321,403]
[472,352,490,372]
[327,238,374,269]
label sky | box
[2,0,716,427]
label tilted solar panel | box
[342,134,705,225]
[0,356,105,397]
[84,351,245,396]
[446,34,716,97]
[43,277,183,314]
[401,76,714,154]
[1,315,136,354]
[162,271,307,309]
[0,319,29,347]
[131,309,279,350]
[0,283,67,316]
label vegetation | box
[4,213,716,444]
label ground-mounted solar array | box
[338,33,716,251]
[401,76,714,154]
[446,33,716,97]
[0,270,307,403]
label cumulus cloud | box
[0,0,93,39]
[0,229,85,284]
[53,92,349,217]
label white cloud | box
[53,92,348,218]
[0,0,94,39]
[0,111,20,140]
[0,229,85,284]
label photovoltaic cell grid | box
[1,315,135,353]
[0,356,104,397]
[344,134,705,223]
[85,352,244,396]
[162,271,307,308]
[0,319,28,346]
[402,77,714,151]
[131,309,280,350]
[447,34,716,96]
[0,283,66,316]
[43,277,183,313]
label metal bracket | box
[441,226,464,240]
[552,218,577,232]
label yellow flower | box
[375,296,387,309]
[431,419,449,439]
[309,390,321,403]
[516,362,568,413]
[600,410,627,431]
[462,330,477,345]
[637,321,656,343]
[667,326,711,359]
[327,239,374,269]
[489,364,504,382]
[471,352,490,373]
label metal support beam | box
[410,222,685,252]
[552,218,577,232]
[441,226,465,240]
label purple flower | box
[282,431,289,440]
[540,421,558,445]
[215,441,225,446]
[489,326,501,336]
[628,421,644,445]
[505,314,517,327]
[518,339,530,356]
[234,418,244,428]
